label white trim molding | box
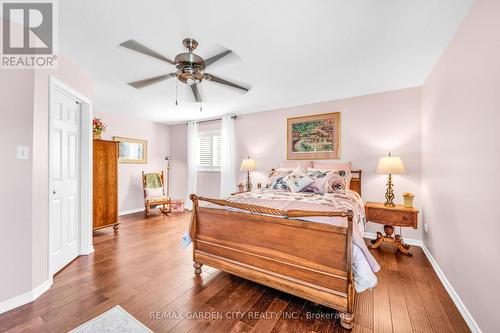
[363,233,481,333]
[420,245,482,333]
[118,208,144,216]
[0,278,53,315]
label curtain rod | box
[186,115,237,125]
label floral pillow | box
[302,169,349,194]
[283,167,314,192]
[267,169,292,191]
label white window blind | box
[198,132,221,169]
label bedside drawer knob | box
[403,216,408,220]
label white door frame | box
[48,76,93,277]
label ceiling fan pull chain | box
[200,81,203,112]
[175,78,178,106]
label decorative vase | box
[403,196,414,208]
[92,118,106,140]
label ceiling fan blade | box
[120,39,175,65]
[204,50,232,66]
[191,84,202,102]
[205,74,249,92]
[127,73,176,89]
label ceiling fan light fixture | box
[120,38,250,104]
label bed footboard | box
[189,194,356,329]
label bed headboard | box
[350,169,362,196]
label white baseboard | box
[363,232,481,333]
[0,277,53,315]
[0,247,95,316]
[419,244,481,333]
[118,208,144,216]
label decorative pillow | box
[302,169,349,194]
[283,167,314,192]
[280,161,313,169]
[145,187,164,198]
[268,169,293,191]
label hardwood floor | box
[0,212,470,333]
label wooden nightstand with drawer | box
[365,201,419,256]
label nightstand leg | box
[370,231,384,249]
[395,234,412,256]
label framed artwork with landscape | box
[287,112,340,160]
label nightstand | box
[365,201,419,256]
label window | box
[198,132,221,170]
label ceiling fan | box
[119,38,250,108]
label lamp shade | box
[376,156,405,174]
[240,158,256,171]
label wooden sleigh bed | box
[189,170,362,329]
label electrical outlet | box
[16,146,29,160]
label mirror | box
[113,136,148,164]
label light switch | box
[17,146,29,160]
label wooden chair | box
[142,171,171,217]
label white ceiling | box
[59,0,473,124]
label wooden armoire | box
[93,139,119,230]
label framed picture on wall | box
[113,136,148,164]
[286,112,340,160]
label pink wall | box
[421,0,500,331]
[234,88,423,238]
[171,87,423,239]
[0,55,93,303]
[0,70,35,302]
[93,111,170,213]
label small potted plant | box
[403,192,415,208]
[238,183,245,192]
[93,118,106,139]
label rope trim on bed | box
[190,194,354,219]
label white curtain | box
[220,115,236,198]
[185,121,199,210]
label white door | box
[50,88,80,274]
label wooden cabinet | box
[93,139,119,230]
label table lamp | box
[376,153,405,207]
[240,157,256,191]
